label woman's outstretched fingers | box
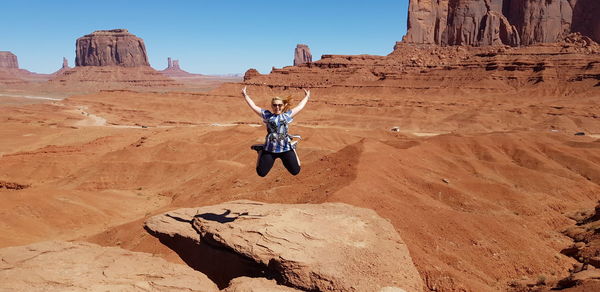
[242,86,248,96]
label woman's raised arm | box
[290,89,310,118]
[242,87,262,117]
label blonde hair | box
[272,96,293,113]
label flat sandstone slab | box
[0,240,218,292]
[146,200,423,292]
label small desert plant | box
[536,275,547,286]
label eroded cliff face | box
[75,29,150,67]
[241,34,600,96]
[404,0,599,46]
[571,0,600,43]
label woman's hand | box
[303,88,310,99]
[242,86,248,97]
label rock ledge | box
[146,200,423,292]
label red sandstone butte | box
[50,29,180,89]
[404,0,600,46]
[0,52,19,68]
[294,44,312,66]
[75,29,150,67]
[243,68,261,81]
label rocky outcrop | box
[145,200,423,292]
[75,29,150,67]
[404,0,600,46]
[557,202,600,289]
[0,241,219,291]
[294,44,312,66]
[0,180,30,190]
[243,68,261,81]
[0,51,19,68]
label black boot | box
[250,144,264,152]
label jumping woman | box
[242,86,310,177]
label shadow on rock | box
[144,225,271,289]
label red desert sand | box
[1,1,600,291]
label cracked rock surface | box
[0,240,218,291]
[145,200,423,292]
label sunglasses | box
[272,104,284,107]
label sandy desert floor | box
[1,82,600,291]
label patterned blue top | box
[261,109,294,153]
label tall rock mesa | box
[0,52,19,68]
[75,29,150,67]
[404,0,600,46]
[294,44,312,66]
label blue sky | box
[1,0,409,74]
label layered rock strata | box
[404,0,600,46]
[293,44,312,66]
[0,241,219,291]
[50,66,181,89]
[0,70,26,85]
[243,34,600,95]
[145,200,423,292]
[76,29,150,67]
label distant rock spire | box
[294,44,312,66]
[52,57,72,75]
[165,57,181,70]
[161,57,202,77]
